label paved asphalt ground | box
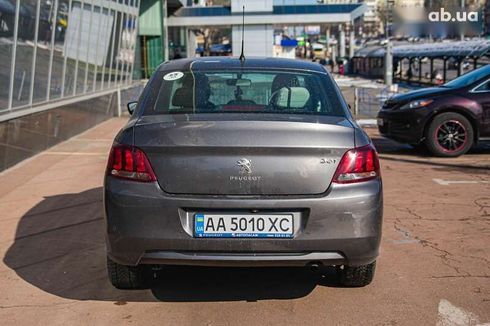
[0,118,489,325]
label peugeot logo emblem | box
[237,158,252,174]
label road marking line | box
[43,152,106,156]
[71,138,113,142]
[437,299,487,326]
[433,179,490,186]
[356,119,378,127]
[392,239,419,244]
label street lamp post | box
[384,40,393,86]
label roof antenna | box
[239,6,245,62]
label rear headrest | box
[271,74,299,93]
[172,87,194,108]
[274,87,310,109]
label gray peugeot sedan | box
[104,57,382,289]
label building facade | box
[0,0,141,172]
[485,0,490,38]
[168,0,368,57]
[0,0,140,114]
[363,0,383,36]
[137,0,186,78]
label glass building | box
[0,0,140,113]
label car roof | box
[157,57,327,73]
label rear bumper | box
[140,251,346,267]
[104,178,383,267]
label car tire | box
[337,261,376,287]
[425,112,474,157]
[107,256,147,289]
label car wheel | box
[107,256,147,289]
[425,112,474,157]
[337,261,376,287]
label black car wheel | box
[425,113,474,157]
[337,261,376,287]
[107,256,148,289]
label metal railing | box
[353,86,402,118]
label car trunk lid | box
[134,114,354,195]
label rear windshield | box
[145,69,347,116]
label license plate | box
[377,118,384,126]
[194,214,294,238]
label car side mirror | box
[127,101,137,115]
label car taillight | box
[333,144,380,184]
[107,144,156,182]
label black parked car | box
[377,65,490,157]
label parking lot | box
[0,118,489,325]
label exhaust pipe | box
[306,261,322,271]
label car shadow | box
[151,266,340,302]
[3,188,337,303]
[370,133,490,157]
[370,135,490,175]
[2,188,155,302]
